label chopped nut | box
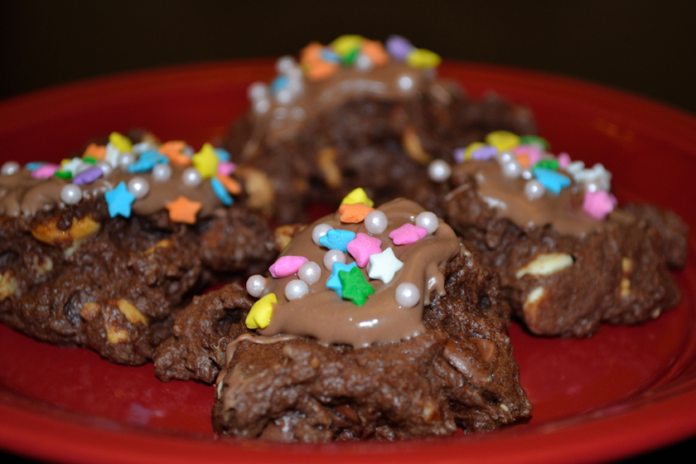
[274,224,303,252]
[309,357,321,368]
[651,308,662,319]
[523,286,545,329]
[620,278,631,298]
[472,338,498,363]
[317,147,342,187]
[145,239,172,255]
[421,400,443,423]
[500,404,509,412]
[80,302,101,321]
[32,255,53,277]
[516,253,574,279]
[116,299,149,326]
[235,166,275,214]
[622,257,632,273]
[402,126,433,164]
[0,271,17,300]
[32,216,100,253]
[107,327,129,344]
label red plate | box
[0,61,694,464]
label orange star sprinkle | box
[339,203,374,223]
[165,196,202,224]
[158,141,192,166]
[215,174,242,195]
[83,143,106,160]
[361,40,390,67]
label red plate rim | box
[1,60,695,464]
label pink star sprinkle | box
[389,223,428,246]
[217,161,236,176]
[31,164,60,179]
[347,233,383,268]
[558,152,572,170]
[583,190,617,220]
[269,256,309,278]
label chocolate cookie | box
[0,131,275,365]
[223,35,536,224]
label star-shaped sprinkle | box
[215,174,242,195]
[269,256,308,278]
[127,150,168,173]
[485,131,520,152]
[319,229,356,253]
[583,190,617,220]
[109,132,132,153]
[573,163,612,190]
[326,262,357,298]
[368,247,403,284]
[214,148,231,161]
[62,157,85,175]
[165,196,202,224]
[340,187,374,207]
[389,223,427,245]
[339,266,375,306]
[105,143,120,167]
[533,167,571,194]
[192,143,219,179]
[105,182,136,218]
[82,143,106,160]
[211,177,233,206]
[339,203,374,223]
[217,161,236,177]
[245,293,276,329]
[347,233,382,268]
[158,141,192,166]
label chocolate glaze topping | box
[451,161,603,235]
[0,165,226,218]
[258,198,461,348]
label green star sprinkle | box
[338,266,375,306]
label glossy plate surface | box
[0,60,694,464]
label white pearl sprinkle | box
[415,212,439,234]
[276,56,296,74]
[246,275,267,298]
[152,163,172,182]
[1,161,20,176]
[248,82,268,101]
[524,179,546,200]
[312,223,333,245]
[355,54,373,71]
[398,75,414,91]
[254,99,270,114]
[127,177,150,199]
[117,152,136,169]
[276,88,294,105]
[323,249,346,271]
[287,79,304,95]
[182,167,202,188]
[495,151,515,165]
[365,210,388,235]
[501,159,523,178]
[298,261,321,285]
[285,279,309,301]
[60,184,82,205]
[95,161,113,177]
[428,160,452,183]
[286,67,303,80]
[395,282,420,308]
[522,169,533,180]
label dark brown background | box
[0,1,694,462]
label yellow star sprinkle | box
[406,49,441,68]
[192,143,219,179]
[109,132,132,153]
[486,131,520,152]
[245,293,277,329]
[330,35,364,58]
[340,188,374,208]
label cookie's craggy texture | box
[225,91,536,224]
[0,199,275,365]
[158,247,530,441]
[441,175,687,338]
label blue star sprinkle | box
[533,167,571,194]
[105,181,136,218]
[326,262,357,298]
[319,229,356,253]
[127,150,169,173]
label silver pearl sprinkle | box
[276,56,296,74]
[246,275,267,298]
[298,261,321,286]
[182,167,202,188]
[355,54,373,71]
[276,88,294,105]
[501,159,523,178]
[127,177,150,199]
[117,152,136,169]
[524,179,546,200]
[1,161,20,176]
[152,163,172,182]
[495,151,515,165]
[415,212,439,234]
[364,210,388,235]
[95,161,113,178]
[60,184,82,205]
[395,282,420,308]
[312,223,333,245]
[285,279,309,301]
[428,160,452,183]
[323,249,346,271]
[248,82,268,101]
[398,75,414,91]
[254,99,270,114]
